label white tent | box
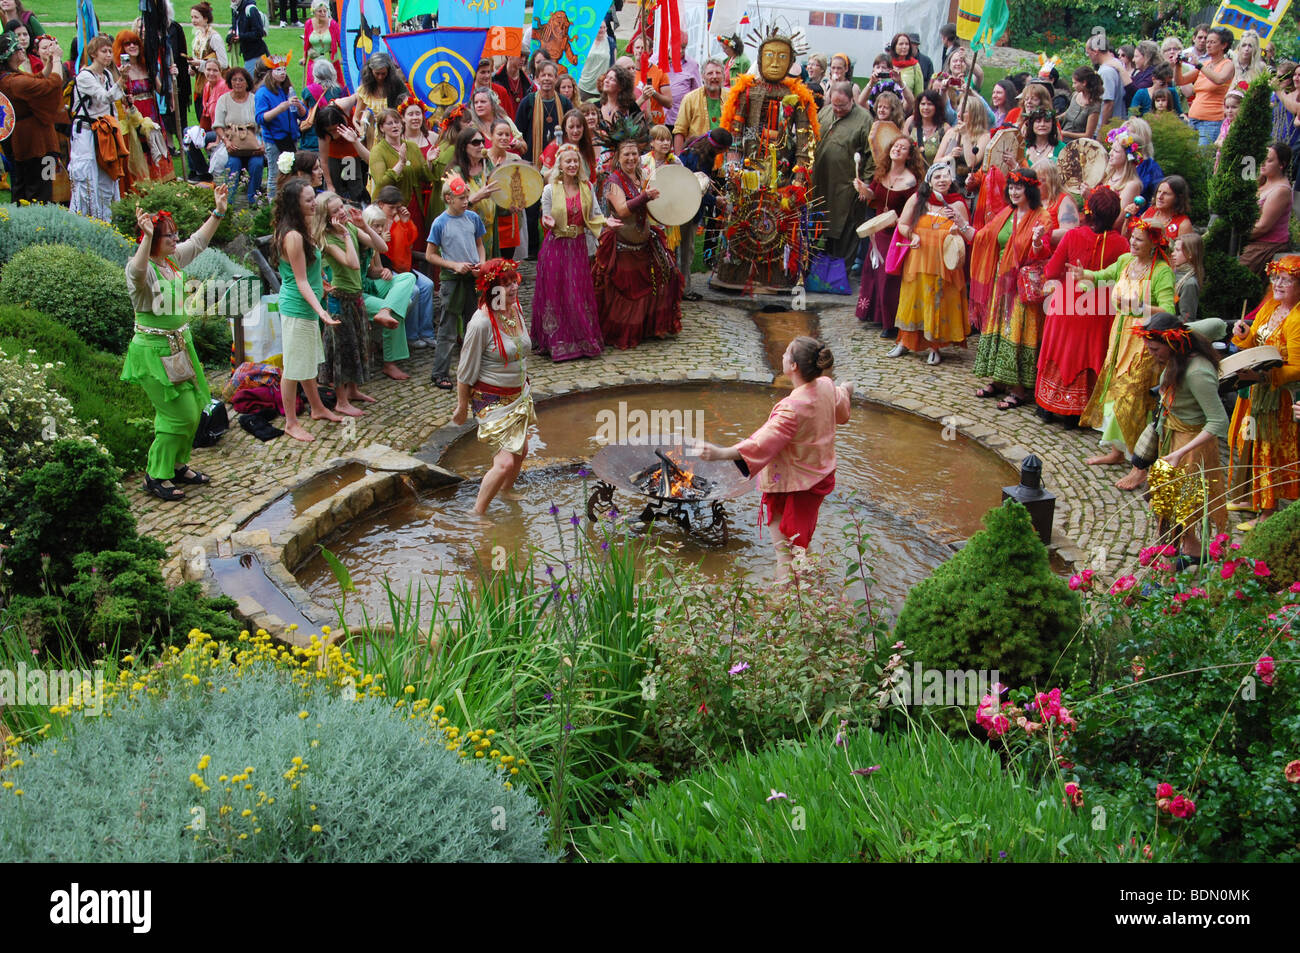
[674,0,954,74]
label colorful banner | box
[439,0,527,56]
[530,0,613,79]
[956,0,985,43]
[1212,0,1294,44]
[395,0,439,19]
[383,28,488,110]
[970,0,1008,52]
[76,0,99,68]
[339,0,394,94]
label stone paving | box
[128,261,1154,580]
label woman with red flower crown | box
[452,259,538,516]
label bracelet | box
[211,209,225,219]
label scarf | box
[1242,295,1299,442]
[550,180,603,236]
[969,205,1048,329]
[892,55,918,70]
[531,92,557,167]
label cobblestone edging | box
[128,273,1155,625]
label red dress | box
[1035,226,1130,415]
[855,179,916,330]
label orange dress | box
[895,200,969,352]
[1228,297,1300,511]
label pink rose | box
[1156,782,1174,799]
[1220,559,1240,580]
[1285,760,1300,784]
[1168,794,1196,818]
[1109,575,1137,594]
[1255,656,1275,687]
[1254,560,1271,578]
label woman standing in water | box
[697,337,853,583]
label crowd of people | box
[1,7,1297,559]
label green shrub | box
[111,179,257,247]
[0,244,133,353]
[1239,502,1300,588]
[643,547,883,776]
[0,305,153,471]
[187,245,253,284]
[0,637,554,862]
[583,726,1139,862]
[1065,545,1300,861]
[4,549,240,655]
[0,202,134,265]
[1202,231,1265,321]
[1209,78,1270,239]
[1146,112,1211,225]
[0,347,97,492]
[893,501,1081,691]
[250,202,274,238]
[0,439,147,596]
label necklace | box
[1126,257,1152,281]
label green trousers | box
[137,375,204,480]
[364,271,417,362]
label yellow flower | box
[299,711,309,719]
[311,824,322,833]
[309,804,317,811]
[197,755,211,771]
[433,705,445,715]
[14,789,23,796]
[291,756,303,766]
[1,782,12,789]
[241,809,252,817]
[238,833,248,840]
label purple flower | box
[570,514,581,527]
[548,504,559,516]
[834,719,847,746]
[564,723,574,732]
[545,565,554,577]
[728,661,750,675]
[607,507,619,521]
[600,541,609,551]
[850,765,881,776]
[577,467,590,478]
[766,789,788,802]
[998,851,1007,858]
[544,692,553,702]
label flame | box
[668,462,696,498]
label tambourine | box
[942,230,966,270]
[1218,345,1284,391]
[856,209,899,238]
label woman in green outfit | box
[367,108,435,207]
[1070,222,1177,490]
[124,185,229,502]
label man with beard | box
[813,82,872,271]
[515,59,573,256]
[673,57,725,152]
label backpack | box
[192,399,230,448]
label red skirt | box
[760,471,835,549]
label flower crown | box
[398,92,426,116]
[475,258,520,299]
[1037,52,1061,78]
[1106,125,1142,163]
[1008,169,1036,187]
[261,52,292,69]
[136,209,175,244]
[1130,323,1192,351]
[440,103,466,134]
[1266,255,1300,277]
[867,78,906,106]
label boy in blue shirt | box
[254,53,306,203]
[427,175,486,389]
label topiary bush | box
[892,500,1081,691]
[1239,502,1300,588]
[0,244,133,353]
[1146,112,1211,225]
[111,179,257,247]
[0,347,97,492]
[0,202,134,265]
[0,306,153,471]
[1209,77,1270,243]
[0,632,555,862]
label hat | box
[0,33,22,63]
[444,175,468,197]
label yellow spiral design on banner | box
[411,46,475,108]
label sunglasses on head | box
[470,138,485,145]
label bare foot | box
[285,422,315,442]
[1115,467,1147,491]
[335,403,365,417]
[373,308,400,329]
[1085,450,1125,466]
[310,407,344,422]
[499,489,525,501]
[383,363,410,381]
[353,389,377,403]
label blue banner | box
[76,0,98,69]
[438,0,526,55]
[530,0,612,80]
[340,0,394,94]
[383,28,488,111]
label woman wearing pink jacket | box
[698,336,854,582]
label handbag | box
[1018,261,1047,304]
[884,226,914,275]
[193,399,230,448]
[806,252,852,295]
[161,348,197,384]
[227,123,261,158]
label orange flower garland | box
[719,75,820,141]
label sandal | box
[144,476,185,501]
[174,465,210,486]
[683,291,703,302]
[975,384,1002,399]
[432,376,455,391]
[997,394,1028,410]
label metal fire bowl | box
[589,443,755,502]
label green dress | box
[121,260,211,480]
